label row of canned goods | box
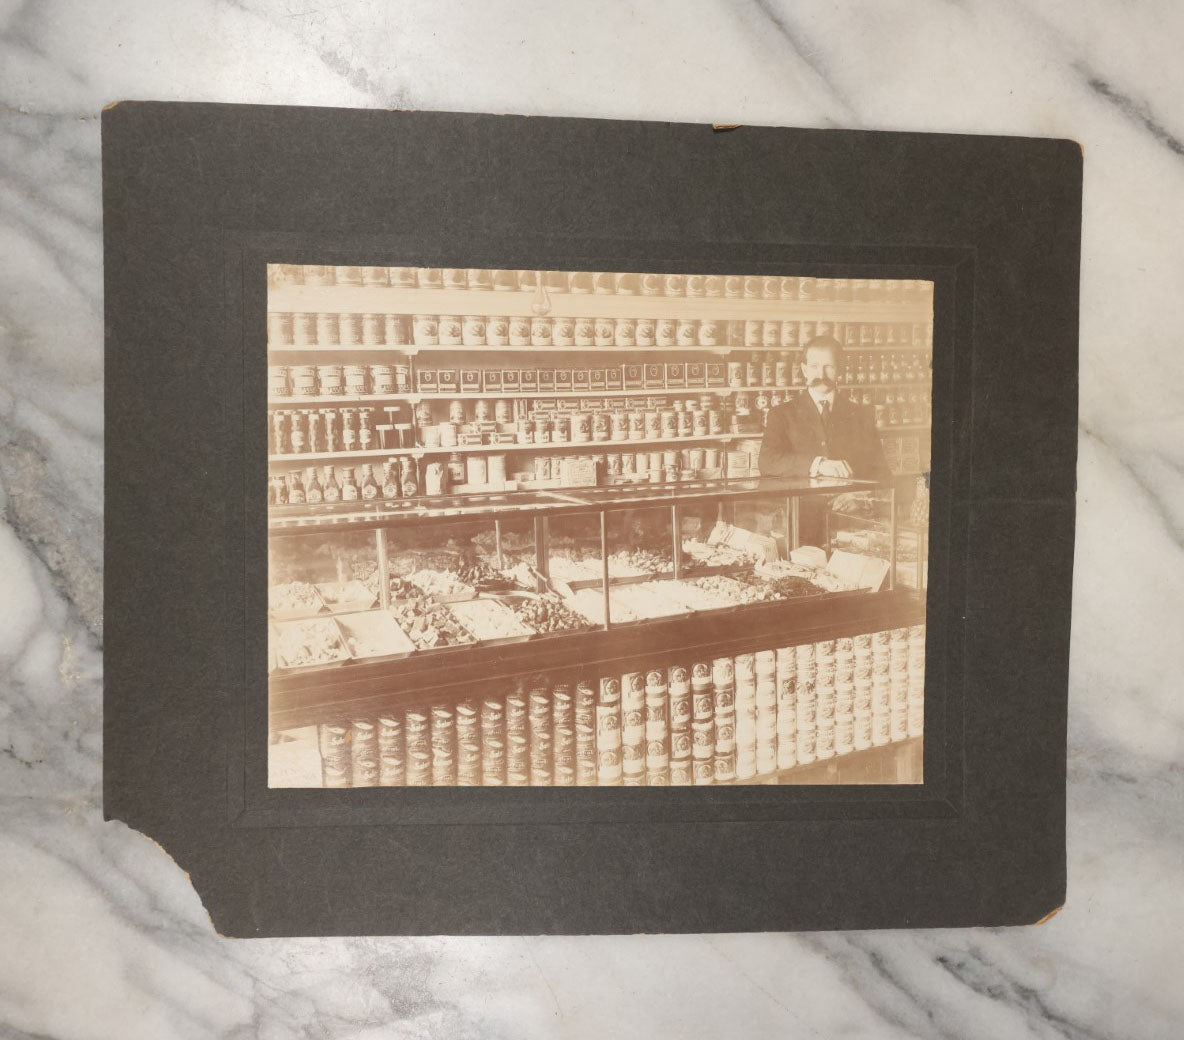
[311,625,926,787]
[272,264,934,304]
[270,362,410,397]
[267,311,934,351]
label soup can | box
[659,410,677,438]
[344,365,368,395]
[486,316,509,346]
[467,268,492,290]
[614,318,636,346]
[461,314,486,346]
[369,364,394,394]
[316,364,343,395]
[610,412,627,440]
[291,365,318,396]
[699,319,722,346]
[303,266,334,287]
[553,316,575,346]
[656,318,677,347]
[663,274,685,296]
[621,452,636,474]
[551,414,569,442]
[531,317,553,346]
[359,313,383,346]
[676,319,698,346]
[692,410,708,436]
[291,312,317,347]
[487,454,507,483]
[437,315,462,345]
[574,317,595,346]
[592,412,610,442]
[635,317,656,346]
[627,411,644,439]
[335,266,363,286]
[644,411,661,439]
[727,362,745,388]
[267,311,293,348]
[509,316,531,345]
[594,317,615,346]
[495,399,512,424]
[412,314,438,345]
[533,456,552,481]
[269,366,291,397]
[676,410,693,437]
[391,266,418,287]
[572,411,591,442]
[639,272,663,296]
[384,314,408,345]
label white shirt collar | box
[808,385,836,409]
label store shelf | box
[267,284,933,324]
[269,432,744,464]
[269,343,738,355]
[267,383,932,407]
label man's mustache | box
[808,376,836,388]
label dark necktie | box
[819,399,832,436]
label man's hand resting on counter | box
[817,459,854,479]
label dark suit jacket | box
[758,391,890,481]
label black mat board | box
[102,102,1079,936]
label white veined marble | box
[1,0,1182,1036]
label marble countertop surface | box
[2,1,1181,1036]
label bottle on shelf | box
[381,461,401,500]
[341,409,357,452]
[358,408,374,451]
[288,469,306,504]
[290,411,307,454]
[359,463,379,500]
[305,467,323,504]
[400,457,419,498]
[341,467,359,502]
[323,466,341,502]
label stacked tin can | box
[644,669,671,786]
[733,653,758,780]
[621,671,647,786]
[506,692,529,785]
[775,647,797,770]
[378,713,405,786]
[907,625,925,736]
[711,657,737,782]
[480,698,506,786]
[667,665,693,786]
[690,663,715,785]
[310,625,925,787]
[794,643,817,765]
[754,651,779,774]
[596,678,623,785]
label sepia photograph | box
[266,265,933,788]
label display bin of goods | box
[404,566,477,603]
[270,617,351,671]
[315,579,378,614]
[268,581,326,619]
[494,590,596,636]
[447,597,536,644]
[389,595,476,653]
[335,610,417,662]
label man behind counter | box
[758,334,891,482]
